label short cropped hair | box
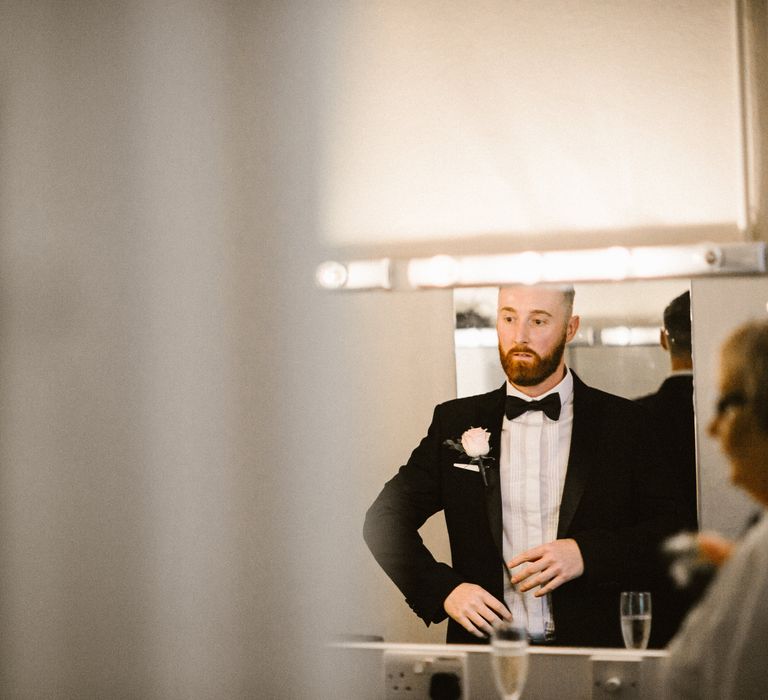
[562,285,575,315]
[723,320,768,433]
[664,291,691,354]
[497,284,575,315]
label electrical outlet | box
[592,655,641,700]
[383,650,467,698]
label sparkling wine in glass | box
[491,620,529,700]
[620,591,652,649]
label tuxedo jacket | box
[364,372,682,647]
[636,374,697,530]
[635,374,699,645]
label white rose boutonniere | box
[460,427,491,458]
[444,427,495,486]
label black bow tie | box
[505,393,561,421]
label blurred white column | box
[0,1,329,696]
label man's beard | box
[499,332,568,387]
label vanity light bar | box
[315,242,767,291]
[600,326,663,347]
[315,258,392,290]
[407,242,767,288]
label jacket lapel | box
[557,372,600,537]
[476,384,507,556]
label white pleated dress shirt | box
[501,368,574,641]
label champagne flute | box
[490,619,529,700]
[620,591,652,649]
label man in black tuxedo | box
[636,291,697,530]
[635,291,698,646]
[364,285,681,647]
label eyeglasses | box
[714,392,747,417]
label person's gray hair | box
[723,319,768,432]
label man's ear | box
[660,328,669,351]
[566,315,580,342]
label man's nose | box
[513,322,529,344]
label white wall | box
[316,291,456,645]
[315,0,742,247]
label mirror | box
[356,276,768,647]
[360,279,698,646]
[448,281,697,646]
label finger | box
[507,546,545,570]
[481,594,512,620]
[518,570,555,593]
[452,609,481,637]
[533,575,566,597]
[485,600,512,623]
[510,562,545,585]
[510,569,528,585]
[464,623,486,638]
[467,610,495,636]
[507,554,533,569]
[490,601,512,620]
[460,612,490,638]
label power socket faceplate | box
[383,650,467,699]
[591,655,641,700]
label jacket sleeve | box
[363,405,465,625]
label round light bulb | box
[315,261,348,289]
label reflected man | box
[364,285,682,647]
[636,291,697,529]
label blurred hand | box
[697,531,735,567]
[443,583,511,638]
[507,538,584,597]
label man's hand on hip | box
[443,583,511,638]
[507,538,584,597]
